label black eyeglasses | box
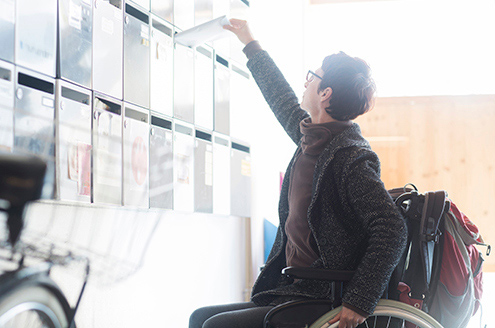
[306,70,323,83]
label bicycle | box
[0,152,85,327]
[0,148,163,328]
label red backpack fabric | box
[391,187,490,328]
[428,201,487,326]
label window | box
[305,0,495,96]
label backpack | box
[389,185,490,328]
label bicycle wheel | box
[310,299,443,328]
[0,275,71,328]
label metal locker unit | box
[92,93,122,205]
[93,0,123,100]
[0,0,15,63]
[0,60,14,152]
[212,132,230,216]
[173,41,194,124]
[149,114,173,209]
[195,0,213,26]
[194,129,213,213]
[212,0,230,57]
[55,80,92,202]
[214,55,230,135]
[123,102,150,208]
[230,140,251,217]
[229,63,251,141]
[194,46,214,131]
[128,0,149,11]
[174,0,194,30]
[15,0,57,77]
[58,0,93,89]
[173,121,195,213]
[150,16,173,117]
[14,67,56,199]
[124,3,150,108]
[229,0,249,65]
[151,0,173,24]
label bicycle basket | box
[15,201,161,286]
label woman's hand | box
[223,18,255,45]
[326,306,367,328]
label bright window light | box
[305,0,495,97]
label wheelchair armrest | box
[282,267,355,282]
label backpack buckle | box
[420,231,442,243]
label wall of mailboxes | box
[0,0,252,217]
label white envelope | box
[175,16,232,47]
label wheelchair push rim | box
[309,299,443,328]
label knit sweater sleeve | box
[246,50,309,144]
[341,150,408,314]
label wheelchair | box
[263,187,448,328]
[263,266,443,328]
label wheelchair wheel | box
[310,299,443,328]
[0,276,71,328]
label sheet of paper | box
[77,142,92,196]
[174,15,231,47]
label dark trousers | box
[189,302,274,328]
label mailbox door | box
[212,0,230,56]
[58,0,93,88]
[128,0,149,11]
[174,0,194,30]
[123,103,150,208]
[0,61,14,152]
[173,122,194,212]
[230,141,251,217]
[214,55,230,135]
[124,3,150,108]
[195,0,213,26]
[55,80,92,202]
[149,115,173,209]
[173,43,194,123]
[0,0,15,63]
[150,17,173,117]
[92,93,122,205]
[14,68,56,199]
[151,0,173,24]
[229,64,251,141]
[212,133,230,215]
[194,46,214,131]
[229,0,249,64]
[194,130,213,213]
[93,0,123,100]
[16,0,57,77]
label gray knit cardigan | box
[247,51,408,315]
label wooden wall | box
[355,95,495,271]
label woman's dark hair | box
[319,52,376,121]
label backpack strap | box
[420,191,448,290]
[399,189,448,310]
[420,191,448,243]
